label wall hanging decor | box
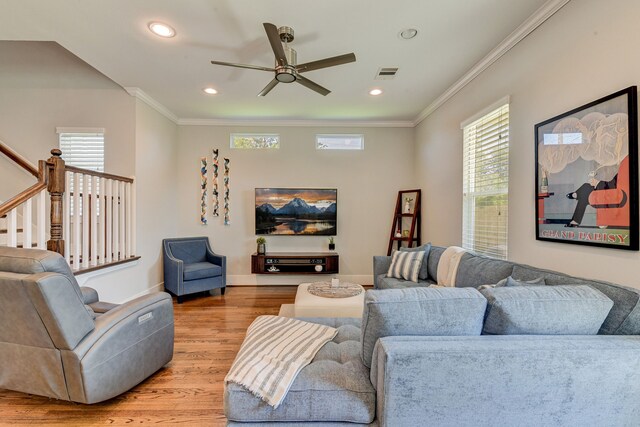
[212,148,220,217]
[535,86,638,250]
[224,157,230,225]
[200,157,208,225]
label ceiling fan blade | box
[296,53,356,73]
[210,60,275,72]
[263,23,288,66]
[296,75,331,96]
[258,79,279,97]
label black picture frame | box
[534,86,638,250]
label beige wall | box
[0,41,135,193]
[175,125,415,285]
[0,41,179,302]
[83,100,179,302]
[415,0,640,288]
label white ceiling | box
[0,0,554,124]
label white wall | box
[415,0,640,288]
[175,125,415,285]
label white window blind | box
[58,130,105,215]
[462,103,509,259]
[58,131,105,172]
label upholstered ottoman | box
[224,318,375,426]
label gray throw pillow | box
[496,276,546,287]
[480,285,613,335]
[360,287,487,367]
[399,242,431,280]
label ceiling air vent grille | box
[375,67,398,80]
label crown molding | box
[124,87,179,123]
[412,0,571,126]
[176,118,415,128]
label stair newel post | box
[46,149,65,256]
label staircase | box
[0,141,138,274]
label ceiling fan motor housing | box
[275,46,297,83]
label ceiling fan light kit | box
[210,22,356,96]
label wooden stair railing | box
[1,142,137,273]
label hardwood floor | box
[0,286,297,426]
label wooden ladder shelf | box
[387,189,422,255]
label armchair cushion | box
[183,262,223,281]
[166,239,208,264]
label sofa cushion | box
[377,274,434,289]
[511,264,640,335]
[480,285,613,335]
[399,243,431,280]
[360,287,487,367]
[497,276,546,287]
[183,262,222,281]
[454,252,514,287]
[426,246,445,282]
[224,318,375,424]
[387,250,424,282]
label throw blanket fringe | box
[225,315,337,408]
[437,246,467,286]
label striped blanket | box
[225,315,337,408]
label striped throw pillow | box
[387,250,425,282]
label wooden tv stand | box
[251,252,339,275]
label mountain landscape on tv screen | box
[255,189,337,235]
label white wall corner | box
[124,87,179,124]
[412,0,571,126]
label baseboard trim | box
[227,274,373,286]
[119,282,165,304]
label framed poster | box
[535,86,638,250]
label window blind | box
[59,132,105,172]
[462,104,509,259]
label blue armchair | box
[162,237,226,303]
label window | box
[316,134,364,150]
[462,101,509,259]
[230,134,279,149]
[57,128,105,172]
[57,128,105,215]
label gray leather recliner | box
[0,247,174,404]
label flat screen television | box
[255,188,337,235]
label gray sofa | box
[0,247,174,404]
[225,245,640,426]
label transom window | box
[462,101,509,259]
[230,134,280,149]
[316,134,364,150]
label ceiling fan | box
[210,23,356,96]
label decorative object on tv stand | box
[255,188,337,235]
[535,86,638,251]
[199,157,207,225]
[212,148,219,217]
[256,237,266,254]
[223,157,230,225]
[328,236,335,251]
[404,196,414,214]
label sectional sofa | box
[225,245,640,426]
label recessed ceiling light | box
[148,22,176,38]
[203,87,218,95]
[369,89,383,96]
[399,28,418,40]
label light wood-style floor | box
[0,286,298,426]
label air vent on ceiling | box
[375,67,398,80]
